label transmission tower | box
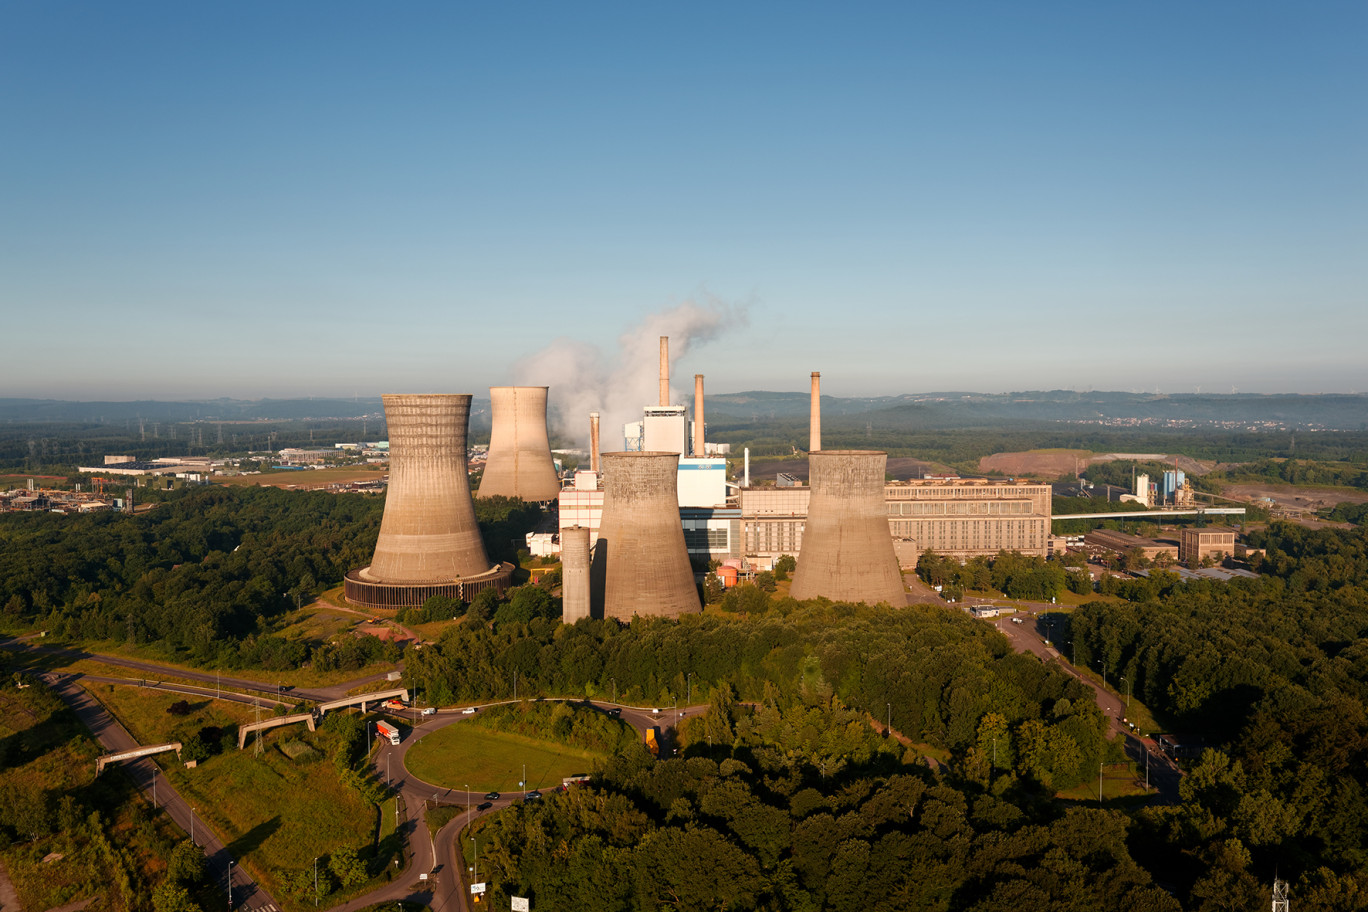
[1272,877,1289,912]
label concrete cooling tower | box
[560,525,592,624]
[591,451,701,620]
[345,394,513,609]
[477,386,561,502]
[790,450,907,607]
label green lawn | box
[80,680,261,742]
[1056,762,1151,802]
[405,724,605,792]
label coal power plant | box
[591,451,702,620]
[789,449,908,607]
[344,394,513,609]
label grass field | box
[210,466,387,489]
[405,724,605,792]
[80,680,261,743]
[1057,761,1152,802]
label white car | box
[461,707,478,715]
[421,707,436,716]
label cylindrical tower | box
[478,386,561,502]
[810,372,822,452]
[659,336,670,406]
[590,412,601,474]
[693,374,705,457]
[345,394,513,609]
[561,525,592,624]
[790,450,906,607]
[592,451,700,620]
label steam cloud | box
[513,296,748,449]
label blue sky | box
[2,2,1364,402]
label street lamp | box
[687,672,693,705]
[228,859,233,910]
[314,857,318,908]
[886,703,891,735]
[1120,676,1131,710]
[1096,660,1106,690]
[191,806,196,844]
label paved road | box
[973,603,1182,803]
[38,672,283,912]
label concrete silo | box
[478,386,561,502]
[345,394,513,609]
[591,451,701,620]
[790,450,907,607]
[560,525,592,624]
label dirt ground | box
[1220,482,1368,511]
[979,450,1214,479]
[211,467,387,490]
[745,456,946,484]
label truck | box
[377,721,401,745]
[383,699,405,711]
[644,727,659,757]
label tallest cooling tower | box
[345,394,513,609]
[478,386,561,502]
[790,450,907,607]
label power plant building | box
[740,477,1052,565]
[345,394,514,609]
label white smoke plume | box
[513,295,747,449]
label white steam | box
[513,296,747,448]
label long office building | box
[740,477,1052,565]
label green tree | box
[168,839,206,886]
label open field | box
[1220,481,1368,511]
[1056,761,1152,801]
[81,680,261,743]
[405,725,605,792]
[211,466,387,490]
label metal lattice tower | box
[1272,878,1289,912]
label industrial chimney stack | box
[561,525,592,624]
[659,336,670,407]
[810,372,821,452]
[693,374,705,456]
[478,386,561,502]
[589,412,601,474]
[790,450,907,607]
[592,451,701,620]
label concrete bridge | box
[237,712,318,750]
[95,742,182,776]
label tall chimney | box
[589,412,601,474]
[591,451,701,620]
[744,448,750,488]
[810,372,821,452]
[790,450,906,607]
[560,525,592,624]
[693,374,705,457]
[478,386,560,502]
[659,336,670,407]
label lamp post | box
[314,857,318,908]
[190,806,196,844]
[1121,676,1131,710]
[612,677,616,704]
[687,672,693,705]
[886,703,891,736]
[1097,660,1106,691]
[228,859,233,910]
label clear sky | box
[2,2,1364,402]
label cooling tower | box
[790,450,907,607]
[810,372,821,452]
[478,386,561,502]
[591,451,701,620]
[345,394,512,609]
[561,525,592,624]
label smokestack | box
[693,374,705,457]
[744,448,750,488]
[478,386,561,502]
[358,395,495,584]
[810,372,821,452]
[589,412,601,474]
[561,525,592,624]
[790,450,906,607]
[659,336,670,407]
[591,451,701,620]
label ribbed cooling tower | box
[478,386,561,502]
[790,450,907,607]
[367,394,492,582]
[561,525,592,624]
[591,451,701,620]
